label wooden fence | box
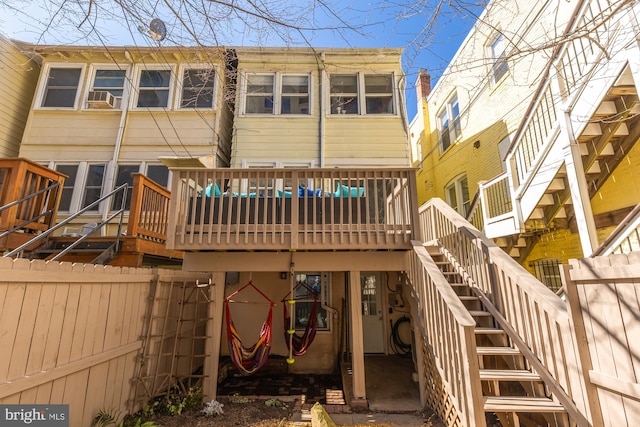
[0,258,210,426]
[562,253,640,426]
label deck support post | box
[203,272,226,399]
[348,270,367,406]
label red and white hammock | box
[225,281,275,376]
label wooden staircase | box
[427,245,570,427]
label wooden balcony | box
[0,158,65,250]
[167,168,418,252]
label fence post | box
[560,263,603,427]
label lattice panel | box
[132,276,211,409]
[419,340,465,427]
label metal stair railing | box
[4,184,128,263]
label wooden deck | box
[167,167,418,252]
[0,162,181,267]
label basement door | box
[361,272,385,353]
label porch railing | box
[167,168,417,251]
[0,158,66,234]
[419,198,593,425]
[127,174,171,244]
[408,241,485,427]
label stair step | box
[458,296,479,301]
[479,369,541,381]
[476,346,521,355]
[469,310,492,317]
[38,248,106,254]
[475,327,505,335]
[483,396,566,413]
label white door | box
[361,272,385,353]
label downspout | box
[319,52,326,168]
[102,51,133,233]
[398,73,411,166]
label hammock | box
[281,282,319,356]
[225,281,275,376]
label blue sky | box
[0,1,484,119]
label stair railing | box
[4,184,128,262]
[408,240,485,427]
[419,197,595,426]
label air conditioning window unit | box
[87,90,116,109]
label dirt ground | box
[149,396,446,427]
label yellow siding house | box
[18,45,232,232]
[413,0,640,283]
[0,35,40,157]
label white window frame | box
[83,64,130,110]
[35,63,86,110]
[241,72,312,116]
[328,71,397,116]
[445,174,470,217]
[53,163,81,213]
[437,93,461,152]
[176,64,218,110]
[131,64,175,109]
[51,162,172,214]
[240,160,317,195]
[487,32,509,86]
[50,162,107,214]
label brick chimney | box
[416,69,431,100]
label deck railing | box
[167,168,417,251]
[420,198,593,425]
[127,174,171,243]
[0,158,66,234]
[408,241,485,427]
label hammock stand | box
[281,280,320,358]
[224,280,276,376]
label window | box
[531,259,562,291]
[364,75,393,114]
[137,69,171,108]
[330,75,359,114]
[330,73,396,115]
[87,68,126,108]
[445,174,470,217]
[82,164,106,210]
[146,164,170,188]
[281,75,309,114]
[245,74,274,114]
[180,68,215,108]
[41,67,82,108]
[112,164,139,210]
[111,164,170,210]
[243,73,310,115]
[437,94,461,152]
[488,33,509,85]
[55,165,79,211]
[293,273,330,331]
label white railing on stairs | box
[476,0,635,238]
[419,198,595,426]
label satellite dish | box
[149,18,166,42]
